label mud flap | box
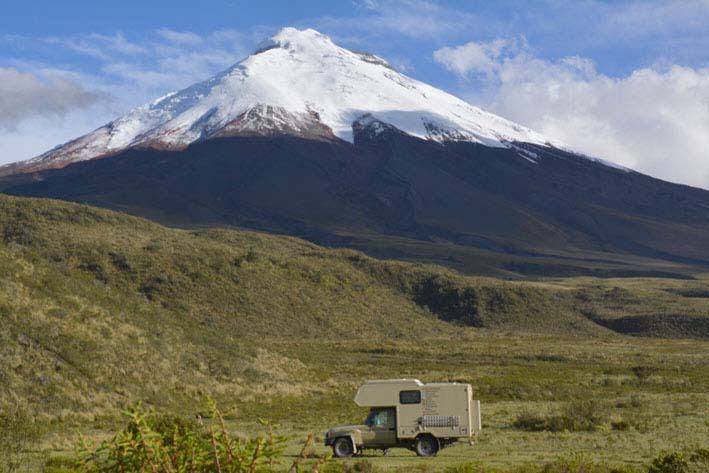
[349,435,358,455]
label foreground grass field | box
[0,194,707,471]
[27,334,709,472]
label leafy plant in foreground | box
[75,400,329,472]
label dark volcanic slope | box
[2,123,709,276]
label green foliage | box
[647,452,688,473]
[74,400,328,472]
[688,448,709,463]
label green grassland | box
[0,194,708,471]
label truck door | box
[364,408,398,447]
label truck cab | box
[325,379,481,457]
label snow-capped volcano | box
[4,27,709,278]
[7,27,557,173]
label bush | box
[560,401,607,432]
[647,452,688,473]
[342,460,376,473]
[610,420,631,431]
[512,401,607,432]
[689,448,709,463]
[75,400,329,472]
[631,366,657,385]
[513,412,549,431]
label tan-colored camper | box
[324,379,481,457]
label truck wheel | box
[332,437,354,458]
[414,435,439,457]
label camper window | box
[399,390,421,404]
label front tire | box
[332,437,354,458]
[414,435,439,457]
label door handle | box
[388,428,396,431]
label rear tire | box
[414,435,439,457]
[332,437,354,458]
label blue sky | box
[2,0,709,187]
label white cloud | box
[0,67,98,129]
[46,29,251,95]
[353,0,380,10]
[317,0,484,41]
[0,28,254,165]
[434,40,709,189]
[48,32,148,61]
[156,28,204,45]
[433,38,518,77]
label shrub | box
[342,460,376,473]
[560,401,607,432]
[513,412,549,431]
[610,420,631,431]
[647,452,688,473]
[689,448,709,462]
[1,221,37,245]
[512,401,607,432]
[688,448,709,472]
[75,400,329,472]
[631,366,657,385]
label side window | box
[372,409,395,427]
[399,390,421,404]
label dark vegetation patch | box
[596,314,709,339]
[512,400,608,432]
[665,288,709,298]
[504,262,695,280]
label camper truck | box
[324,379,481,457]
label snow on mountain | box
[8,28,562,172]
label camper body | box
[324,379,481,457]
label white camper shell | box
[355,379,482,440]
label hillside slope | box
[3,131,709,278]
[2,194,709,421]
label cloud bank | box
[435,40,709,189]
[0,68,98,129]
[1,28,253,165]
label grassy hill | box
[1,194,709,471]
[2,194,709,418]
